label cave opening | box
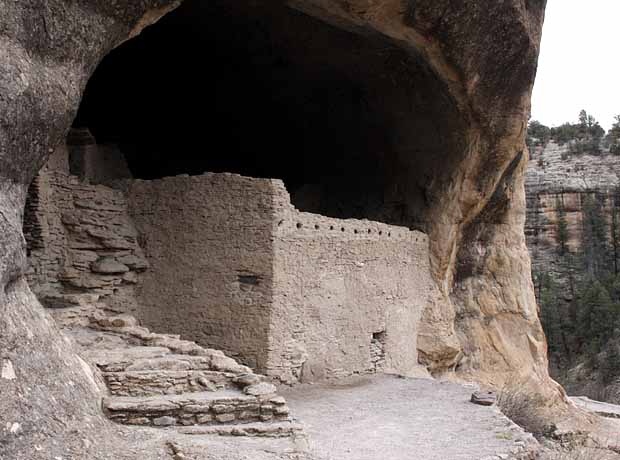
[72,0,466,230]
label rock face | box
[525,141,620,402]
[0,0,553,458]
[526,141,620,280]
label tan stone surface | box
[123,173,428,383]
[0,0,560,457]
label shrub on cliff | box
[528,120,551,147]
[544,110,605,152]
[606,115,620,155]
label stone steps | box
[103,369,234,396]
[47,309,296,437]
[92,352,219,372]
[103,390,290,427]
[177,420,304,438]
[85,346,174,370]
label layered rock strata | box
[525,141,620,402]
[526,141,620,282]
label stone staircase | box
[49,302,299,437]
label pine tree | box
[576,280,614,354]
[581,194,611,280]
[539,273,562,355]
[556,196,569,255]
[607,115,620,155]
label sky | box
[531,0,620,131]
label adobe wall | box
[124,174,277,370]
[123,173,431,381]
[26,162,431,382]
[268,184,430,383]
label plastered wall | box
[124,174,277,369]
[27,146,431,383]
[124,174,430,382]
[268,183,429,383]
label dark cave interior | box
[73,0,466,228]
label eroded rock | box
[91,258,130,274]
[1,0,556,457]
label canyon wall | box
[526,142,620,281]
[525,141,620,403]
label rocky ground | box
[31,302,543,460]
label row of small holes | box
[283,220,422,242]
[295,222,392,237]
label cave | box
[71,0,467,231]
[3,1,559,455]
[21,0,470,383]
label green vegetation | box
[527,110,614,156]
[606,115,620,155]
[555,197,569,256]
[536,191,620,377]
[528,110,620,384]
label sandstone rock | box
[196,376,218,391]
[41,293,101,309]
[1,359,17,380]
[233,373,262,387]
[152,416,176,426]
[212,404,234,414]
[210,354,249,373]
[96,314,138,328]
[122,272,138,284]
[116,254,150,271]
[196,414,213,424]
[215,413,235,423]
[91,257,130,274]
[273,405,290,416]
[104,396,180,412]
[245,383,277,397]
[269,396,286,406]
[470,391,497,406]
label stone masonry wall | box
[124,174,276,370]
[27,163,430,383]
[25,146,148,312]
[268,183,428,383]
[124,173,429,383]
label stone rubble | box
[51,301,295,435]
[471,390,498,406]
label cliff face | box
[526,142,620,263]
[0,1,555,457]
[526,141,620,292]
[525,141,620,401]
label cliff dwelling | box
[3,0,566,459]
[23,0,457,385]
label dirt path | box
[280,375,538,460]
